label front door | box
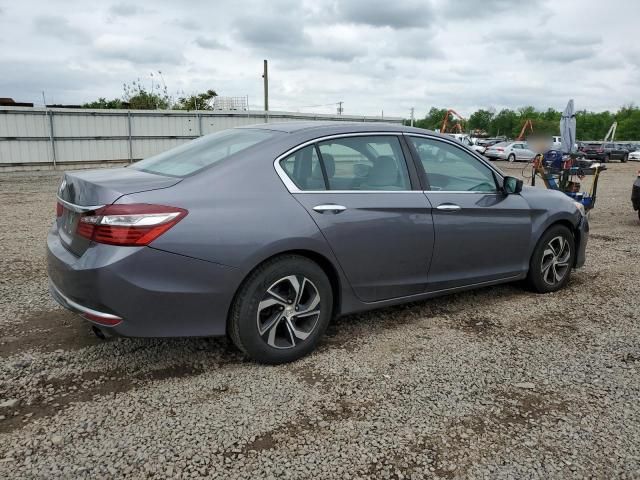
[277,134,435,302]
[406,134,532,291]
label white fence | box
[0,107,402,168]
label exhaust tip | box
[92,326,107,340]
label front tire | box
[622,154,628,163]
[527,225,575,293]
[228,255,333,364]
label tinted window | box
[132,129,276,177]
[279,145,326,190]
[317,136,410,191]
[409,136,497,192]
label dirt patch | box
[1,309,103,358]
[0,364,205,434]
[452,316,502,336]
[589,233,619,242]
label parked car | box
[583,142,628,162]
[633,171,640,221]
[48,123,588,364]
[629,150,640,161]
[485,141,537,162]
[552,136,562,149]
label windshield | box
[131,129,277,177]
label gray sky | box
[1,0,638,118]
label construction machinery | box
[440,109,465,134]
[516,119,534,141]
[603,121,617,142]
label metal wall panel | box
[0,107,402,166]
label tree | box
[490,109,518,137]
[414,107,448,131]
[468,109,494,134]
[123,79,171,110]
[173,89,218,110]
[82,97,124,109]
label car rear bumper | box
[46,226,242,337]
[575,215,589,268]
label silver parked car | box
[485,141,537,162]
[48,122,588,364]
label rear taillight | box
[56,202,64,217]
[497,148,504,152]
[76,204,187,246]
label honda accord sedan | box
[48,122,588,364]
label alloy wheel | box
[256,275,321,349]
[540,236,571,286]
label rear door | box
[406,134,532,291]
[276,134,435,302]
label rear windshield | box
[131,129,277,177]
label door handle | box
[313,204,347,214]
[436,204,462,212]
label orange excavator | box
[440,109,465,133]
[516,119,534,140]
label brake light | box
[56,202,64,217]
[497,148,504,152]
[76,204,187,246]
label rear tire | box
[527,225,575,293]
[228,255,333,364]
[508,153,516,163]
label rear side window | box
[409,136,497,192]
[279,146,326,190]
[132,129,276,177]
[316,136,410,191]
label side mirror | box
[503,176,523,194]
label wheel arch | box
[226,249,344,332]
[531,218,581,267]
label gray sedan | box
[485,141,538,162]
[48,122,588,364]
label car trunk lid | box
[56,167,181,256]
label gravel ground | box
[1,161,639,479]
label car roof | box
[237,120,453,139]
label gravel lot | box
[1,161,639,479]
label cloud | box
[108,3,145,17]
[334,0,436,28]
[170,18,200,30]
[488,30,602,63]
[194,36,227,50]
[438,0,548,19]
[4,0,640,115]
[33,15,90,43]
[94,36,185,65]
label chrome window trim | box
[273,132,414,194]
[422,190,501,195]
[404,132,506,194]
[56,196,104,213]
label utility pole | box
[410,107,415,127]
[337,101,343,115]
[262,60,269,112]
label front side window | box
[409,136,498,192]
[132,129,277,177]
[279,145,326,190]
[316,136,410,191]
